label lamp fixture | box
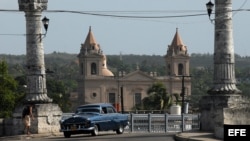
[42,16,49,35]
[40,16,49,41]
[206,0,214,20]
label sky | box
[0,0,250,56]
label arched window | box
[178,63,184,75]
[91,63,97,75]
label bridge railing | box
[125,113,200,133]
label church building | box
[75,27,191,112]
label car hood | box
[62,113,100,124]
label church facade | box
[75,27,191,112]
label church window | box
[134,93,141,107]
[108,93,115,105]
[178,63,184,75]
[91,63,97,74]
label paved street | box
[1,132,177,141]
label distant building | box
[73,27,191,112]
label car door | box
[106,106,119,130]
[99,107,110,131]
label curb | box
[174,134,201,141]
[174,132,223,141]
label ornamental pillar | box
[18,0,52,103]
[208,0,241,94]
[200,1,250,139]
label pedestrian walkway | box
[0,133,62,141]
[0,131,223,141]
[174,131,223,141]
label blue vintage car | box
[60,103,129,138]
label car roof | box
[77,103,113,108]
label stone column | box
[200,0,250,139]
[18,0,52,103]
[8,0,62,136]
[208,0,241,94]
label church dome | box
[102,68,114,76]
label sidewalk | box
[174,131,223,141]
[0,131,223,141]
[0,133,62,141]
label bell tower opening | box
[91,63,97,75]
[178,63,184,75]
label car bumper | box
[60,126,95,132]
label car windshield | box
[75,108,101,114]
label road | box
[3,132,177,141]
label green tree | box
[0,60,18,118]
[46,79,72,112]
[189,67,213,112]
[172,93,181,105]
[142,82,171,110]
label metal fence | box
[125,113,200,133]
[61,113,200,133]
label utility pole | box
[118,71,125,113]
[120,86,124,113]
[179,75,191,114]
[179,75,191,132]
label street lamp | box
[42,16,49,35]
[40,16,49,41]
[206,0,214,20]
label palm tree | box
[172,93,181,105]
[143,81,172,110]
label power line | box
[1,9,249,19]
[0,34,26,36]
[0,9,207,18]
[1,8,250,37]
[47,10,208,18]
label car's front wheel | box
[63,131,71,138]
[91,125,99,136]
[116,124,124,134]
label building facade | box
[75,27,191,112]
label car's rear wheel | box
[91,125,99,136]
[63,131,71,138]
[116,124,124,134]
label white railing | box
[126,113,200,133]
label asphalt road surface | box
[16,132,177,141]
